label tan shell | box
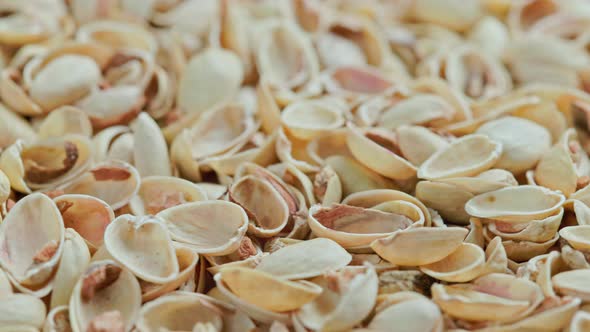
[465,185,566,222]
[177,48,243,114]
[569,310,590,332]
[413,0,482,31]
[475,116,552,174]
[256,238,351,280]
[325,155,396,197]
[297,265,378,331]
[560,225,590,250]
[415,180,475,224]
[486,207,563,242]
[130,112,172,177]
[275,128,319,173]
[418,134,502,180]
[306,129,353,165]
[76,20,157,53]
[54,194,114,250]
[0,294,47,329]
[217,267,322,312]
[0,103,36,149]
[553,269,590,301]
[281,100,345,140]
[501,233,560,262]
[371,227,468,266]
[346,123,417,180]
[129,176,207,216]
[58,160,141,210]
[308,203,414,249]
[136,292,230,332]
[0,193,64,287]
[420,243,486,282]
[156,201,248,256]
[0,135,93,193]
[313,165,342,205]
[368,297,443,332]
[37,106,92,139]
[43,305,72,332]
[69,260,141,332]
[396,125,449,166]
[432,273,543,322]
[50,229,91,309]
[140,247,199,302]
[377,94,456,130]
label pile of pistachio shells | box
[4,0,590,331]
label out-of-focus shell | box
[54,194,114,251]
[323,66,394,99]
[307,129,353,165]
[77,85,144,130]
[130,112,171,177]
[58,160,141,210]
[560,225,590,250]
[177,48,243,114]
[0,193,64,287]
[50,229,90,309]
[308,203,414,249]
[465,185,565,222]
[413,0,483,31]
[368,297,443,332]
[104,214,179,283]
[432,273,543,322]
[218,267,322,312]
[0,104,36,149]
[569,310,590,332]
[0,294,47,330]
[136,292,231,332]
[156,201,248,256]
[325,155,396,196]
[129,176,206,216]
[256,238,351,280]
[418,134,502,180]
[371,227,468,266]
[396,125,449,166]
[553,269,590,301]
[37,106,92,139]
[297,265,378,331]
[69,260,141,332]
[377,94,456,130]
[43,305,71,332]
[281,100,345,140]
[313,165,342,205]
[76,20,157,54]
[476,116,552,174]
[346,124,417,180]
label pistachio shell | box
[371,227,468,266]
[130,112,171,177]
[104,214,179,283]
[156,201,248,256]
[420,242,485,282]
[0,294,46,329]
[553,269,590,301]
[129,176,207,216]
[418,134,502,180]
[281,100,345,140]
[368,298,443,332]
[37,106,92,139]
[560,225,590,250]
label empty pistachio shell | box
[218,267,322,312]
[0,193,64,287]
[465,185,566,222]
[129,176,206,216]
[37,106,92,139]
[281,100,345,140]
[0,294,47,329]
[420,243,485,282]
[130,112,171,177]
[553,270,590,301]
[156,201,249,256]
[256,238,352,280]
[104,214,179,283]
[368,298,443,332]
[418,134,502,180]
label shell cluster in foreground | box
[3,0,590,331]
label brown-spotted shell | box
[129,176,207,216]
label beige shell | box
[371,227,468,266]
[325,155,396,196]
[255,238,351,280]
[69,260,141,332]
[313,165,342,205]
[104,214,179,283]
[76,20,157,53]
[281,100,345,140]
[323,66,394,99]
[37,106,92,139]
[569,310,590,332]
[0,294,47,329]
[346,124,417,180]
[177,48,243,114]
[432,273,543,322]
[129,176,207,216]
[229,175,290,238]
[475,116,552,174]
[560,225,590,250]
[413,0,482,31]
[140,247,199,302]
[91,125,130,163]
[465,185,566,222]
[415,180,475,224]
[0,135,93,193]
[553,269,590,301]
[43,305,72,332]
[76,85,144,130]
[156,201,248,256]
[535,128,587,197]
[0,103,36,149]
[297,265,378,331]
[418,134,502,180]
[486,207,563,242]
[275,128,319,173]
[136,292,230,332]
[58,160,141,210]
[368,297,443,332]
[308,203,414,249]
[420,243,485,282]
[502,232,560,262]
[217,267,322,312]
[54,194,114,250]
[50,229,91,309]
[130,112,172,177]
[306,129,353,165]
[377,94,456,130]
[396,125,449,166]
[0,193,64,287]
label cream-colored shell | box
[129,175,207,216]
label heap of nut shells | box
[5,0,590,331]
